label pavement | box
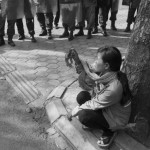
[0,5,148,150]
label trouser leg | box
[45,12,53,39]
[54,0,60,27]
[26,17,35,36]
[7,20,16,46]
[36,13,47,36]
[0,14,6,37]
[16,18,25,36]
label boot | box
[86,29,92,39]
[99,26,108,36]
[8,36,15,47]
[74,27,84,36]
[59,27,69,38]
[111,21,117,31]
[0,36,5,46]
[39,29,47,36]
[68,31,74,41]
[36,13,47,36]
[48,30,53,40]
[124,23,131,32]
[92,26,98,34]
[18,34,25,40]
[31,35,37,43]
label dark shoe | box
[75,24,80,29]
[111,21,117,31]
[74,30,84,36]
[55,25,59,29]
[18,35,25,40]
[48,30,53,40]
[31,36,37,43]
[0,37,5,46]
[99,27,108,36]
[92,27,98,34]
[39,30,47,36]
[48,35,53,40]
[59,31,69,38]
[111,25,117,31]
[68,31,74,41]
[86,29,92,39]
[8,40,15,47]
[124,27,131,32]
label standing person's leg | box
[36,13,47,36]
[110,10,118,30]
[86,5,95,39]
[68,6,77,41]
[0,14,6,46]
[124,6,136,32]
[99,5,109,36]
[16,19,25,40]
[59,23,69,38]
[54,0,60,29]
[45,12,53,39]
[7,19,16,46]
[92,6,99,34]
[26,17,36,42]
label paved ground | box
[0,5,133,150]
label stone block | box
[46,98,67,124]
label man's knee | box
[78,110,90,124]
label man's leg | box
[99,5,109,36]
[0,14,5,46]
[36,13,47,36]
[124,6,136,32]
[54,0,60,29]
[86,5,95,39]
[16,19,25,40]
[26,17,36,42]
[45,12,53,39]
[7,19,16,47]
[110,11,118,31]
[92,5,99,34]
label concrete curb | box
[45,79,149,150]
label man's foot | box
[8,40,15,47]
[92,27,98,34]
[18,35,25,40]
[55,25,59,29]
[99,27,108,36]
[59,31,69,38]
[86,34,92,39]
[39,30,47,36]
[74,30,84,36]
[111,26,117,31]
[68,31,74,41]
[31,36,37,43]
[0,37,5,46]
[48,35,53,40]
[124,27,131,32]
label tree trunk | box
[124,0,150,145]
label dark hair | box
[97,46,132,106]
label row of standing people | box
[0,0,141,47]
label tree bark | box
[124,0,150,145]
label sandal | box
[97,132,117,149]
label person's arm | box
[80,81,123,110]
